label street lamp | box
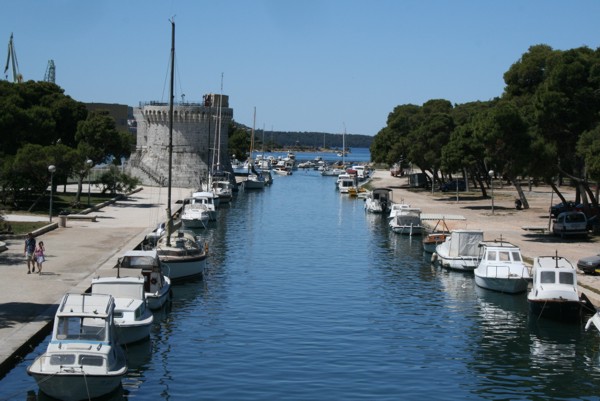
[86,159,93,206]
[489,170,495,215]
[48,165,56,222]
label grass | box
[3,221,50,235]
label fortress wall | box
[128,101,233,188]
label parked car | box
[550,201,577,217]
[440,180,466,192]
[577,253,600,275]
[552,211,588,238]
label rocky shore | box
[369,169,600,305]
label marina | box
[3,153,600,399]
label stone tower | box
[128,94,233,188]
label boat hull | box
[181,217,209,229]
[528,299,583,322]
[146,279,171,310]
[474,275,529,294]
[29,369,125,401]
[115,314,153,344]
[160,255,207,281]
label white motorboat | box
[273,166,292,175]
[245,172,266,189]
[364,188,393,214]
[529,254,590,321]
[117,249,172,310]
[91,276,154,344]
[27,293,127,401]
[389,207,424,236]
[212,170,234,203]
[337,173,358,193]
[321,166,344,176]
[155,230,208,281]
[433,229,484,271]
[180,199,210,229]
[474,240,530,294]
[190,190,219,220]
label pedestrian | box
[24,232,36,274]
[34,241,46,275]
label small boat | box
[337,173,358,193]
[389,207,424,236]
[273,166,292,175]
[433,229,483,271]
[117,249,172,310]
[364,188,393,214]
[529,253,591,321]
[27,293,127,401]
[474,239,530,294]
[388,202,411,219]
[422,219,451,253]
[190,190,219,220]
[180,199,210,229]
[212,171,234,203]
[91,276,154,344]
[155,230,208,281]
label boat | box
[273,166,292,175]
[422,219,451,253]
[180,198,210,229]
[337,173,358,193]
[364,188,393,214]
[529,253,592,321]
[27,293,127,401]
[389,207,424,236]
[148,20,209,282]
[433,229,484,271]
[473,239,530,294]
[388,202,411,219]
[91,275,154,344]
[245,107,266,190]
[190,190,219,221]
[117,249,172,310]
[212,170,234,203]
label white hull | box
[474,275,529,294]
[29,370,125,401]
[435,255,480,271]
[146,275,171,309]
[161,255,207,281]
[181,217,209,228]
[115,316,153,344]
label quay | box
[0,186,182,376]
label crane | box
[44,59,55,83]
[4,33,23,83]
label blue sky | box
[1,0,599,136]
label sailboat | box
[149,20,208,281]
[244,106,266,190]
[207,74,234,203]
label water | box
[3,152,600,400]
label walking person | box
[24,232,36,274]
[34,241,46,275]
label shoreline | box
[369,169,600,305]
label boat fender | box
[431,253,438,263]
[204,242,209,253]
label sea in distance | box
[3,148,600,400]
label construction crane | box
[4,33,23,83]
[44,59,55,83]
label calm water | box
[3,150,600,400]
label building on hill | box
[127,94,233,188]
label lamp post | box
[48,165,56,222]
[86,159,93,206]
[489,170,495,215]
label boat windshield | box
[56,316,107,341]
[559,272,575,285]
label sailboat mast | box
[166,19,175,247]
[217,73,223,168]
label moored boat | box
[117,249,172,310]
[364,188,393,214]
[474,239,530,294]
[529,254,591,321]
[27,293,127,401]
[155,230,208,281]
[433,229,483,271]
[389,207,424,236]
[91,276,154,344]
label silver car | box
[552,211,588,238]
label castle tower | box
[129,94,233,188]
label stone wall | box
[128,99,233,189]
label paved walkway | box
[0,185,188,375]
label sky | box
[1,0,599,136]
